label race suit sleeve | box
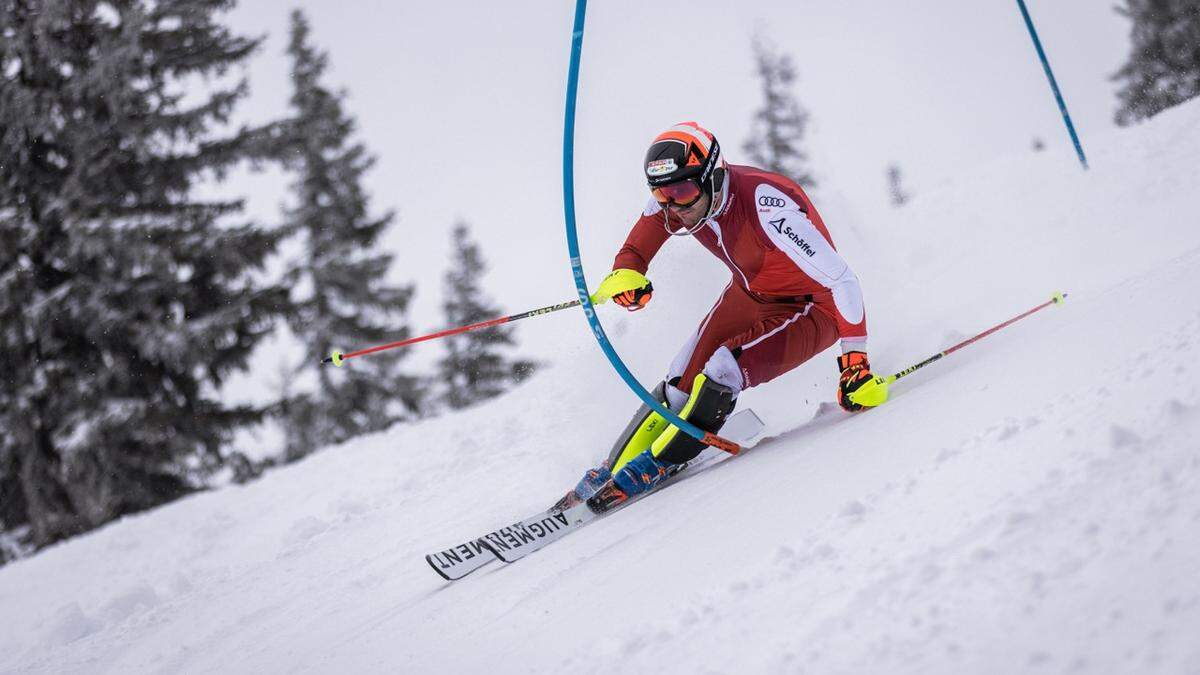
[612,199,672,274]
[756,205,868,354]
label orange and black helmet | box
[643,122,723,193]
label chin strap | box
[662,210,706,237]
[707,167,727,216]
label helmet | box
[643,122,724,232]
[644,121,721,186]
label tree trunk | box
[18,401,86,547]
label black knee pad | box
[653,375,737,465]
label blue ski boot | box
[612,449,672,497]
[552,465,612,512]
[573,465,611,500]
[585,451,672,514]
[586,481,629,513]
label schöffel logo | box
[758,196,786,208]
[769,217,817,257]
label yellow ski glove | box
[591,269,654,311]
[837,351,886,411]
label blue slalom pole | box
[560,0,740,454]
[1015,0,1089,169]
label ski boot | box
[575,465,612,499]
[552,465,612,511]
[586,481,630,514]
[613,449,672,496]
[553,380,676,513]
[582,449,671,514]
[575,374,736,514]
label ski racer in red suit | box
[575,122,881,506]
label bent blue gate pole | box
[1016,0,1089,169]
[560,0,740,454]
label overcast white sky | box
[218,0,1131,384]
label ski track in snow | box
[4,102,1200,674]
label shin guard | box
[605,381,674,474]
[650,374,737,465]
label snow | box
[4,100,1200,674]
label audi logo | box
[758,196,786,207]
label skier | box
[578,121,882,508]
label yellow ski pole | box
[850,292,1067,406]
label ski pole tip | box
[327,349,345,367]
[701,432,741,455]
[1051,291,1067,304]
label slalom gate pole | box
[322,299,580,366]
[850,292,1067,406]
[559,0,740,455]
[1015,0,1088,169]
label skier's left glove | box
[837,351,875,412]
[591,269,653,311]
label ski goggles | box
[650,179,703,209]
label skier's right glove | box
[591,269,653,311]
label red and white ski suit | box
[612,164,868,401]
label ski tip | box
[425,554,454,581]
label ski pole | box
[849,291,1067,406]
[323,299,581,366]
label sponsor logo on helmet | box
[698,137,720,183]
[758,196,786,208]
[646,158,678,177]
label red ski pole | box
[323,299,580,366]
[849,291,1068,406]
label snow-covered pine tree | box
[1113,0,1200,125]
[437,222,537,410]
[886,163,911,207]
[0,0,288,554]
[744,35,817,188]
[278,10,423,461]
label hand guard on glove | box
[837,351,874,412]
[591,269,654,312]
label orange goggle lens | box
[650,180,702,209]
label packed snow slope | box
[4,102,1200,675]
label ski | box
[425,408,765,580]
[424,493,613,581]
[424,453,707,579]
[424,537,497,581]
[470,501,598,565]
